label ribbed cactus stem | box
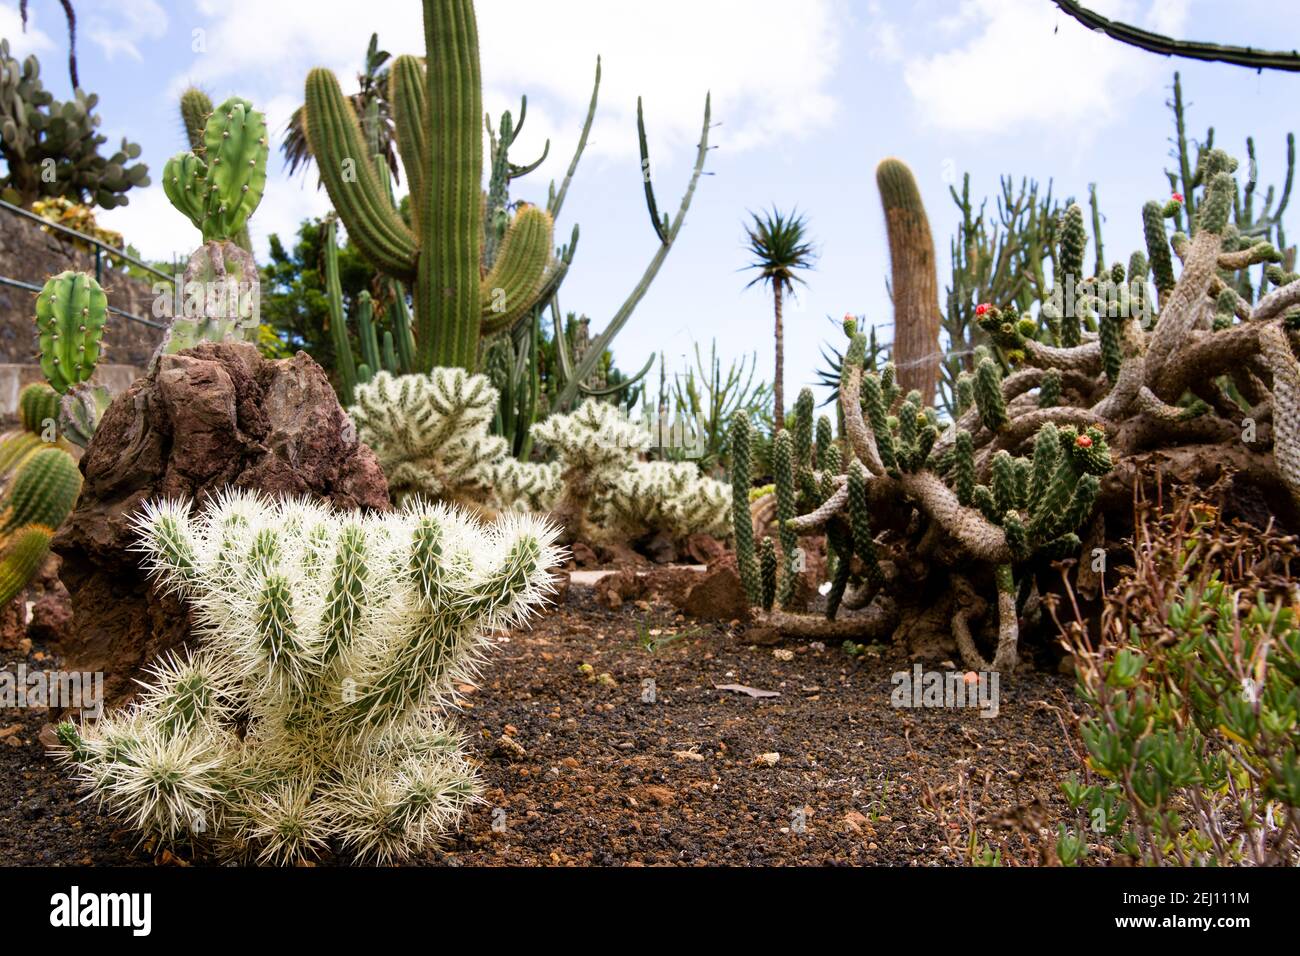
[0,525,53,606]
[758,536,777,612]
[35,271,106,393]
[729,413,761,604]
[417,0,483,369]
[1,446,81,534]
[772,429,799,607]
[876,158,940,406]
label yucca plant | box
[56,491,561,864]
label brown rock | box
[683,533,726,565]
[568,540,600,569]
[681,563,750,623]
[27,586,72,645]
[0,596,25,651]
[52,343,389,707]
[642,531,678,565]
[595,569,644,609]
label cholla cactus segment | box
[57,491,561,864]
[604,461,731,541]
[490,458,562,513]
[351,369,508,505]
[530,398,651,473]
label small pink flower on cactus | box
[1172,192,1185,204]
[975,303,991,316]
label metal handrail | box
[0,197,175,283]
[0,274,166,329]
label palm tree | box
[743,208,816,430]
[282,33,399,184]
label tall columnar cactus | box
[304,0,553,372]
[158,95,269,361]
[877,158,941,406]
[56,492,560,864]
[729,413,761,603]
[730,145,1300,672]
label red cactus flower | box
[1172,192,1184,203]
[1076,434,1094,448]
[975,303,991,316]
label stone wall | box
[0,211,165,368]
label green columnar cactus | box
[815,415,834,471]
[974,357,1008,431]
[729,413,761,604]
[772,429,799,607]
[846,460,884,589]
[877,158,941,405]
[304,0,554,372]
[1057,204,1087,347]
[1038,369,1061,407]
[56,492,561,864]
[178,87,254,253]
[35,271,107,394]
[758,536,778,612]
[0,446,81,534]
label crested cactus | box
[56,491,561,864]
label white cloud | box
[901,0,1191,134]
[168,0,845,168]
[0,1,56,58]
[80,0,169,61]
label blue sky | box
[3,0,1298,405]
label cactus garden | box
[0,1,1298,912]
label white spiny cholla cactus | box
[530,399,733,543]
[56,491,561,864]
[350,369,509,506]
[604,460,731,541]
[489,457,562,513]
[530,398,652,476]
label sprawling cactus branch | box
[735,148,1300,672]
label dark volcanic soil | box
[0,587,1081,866]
